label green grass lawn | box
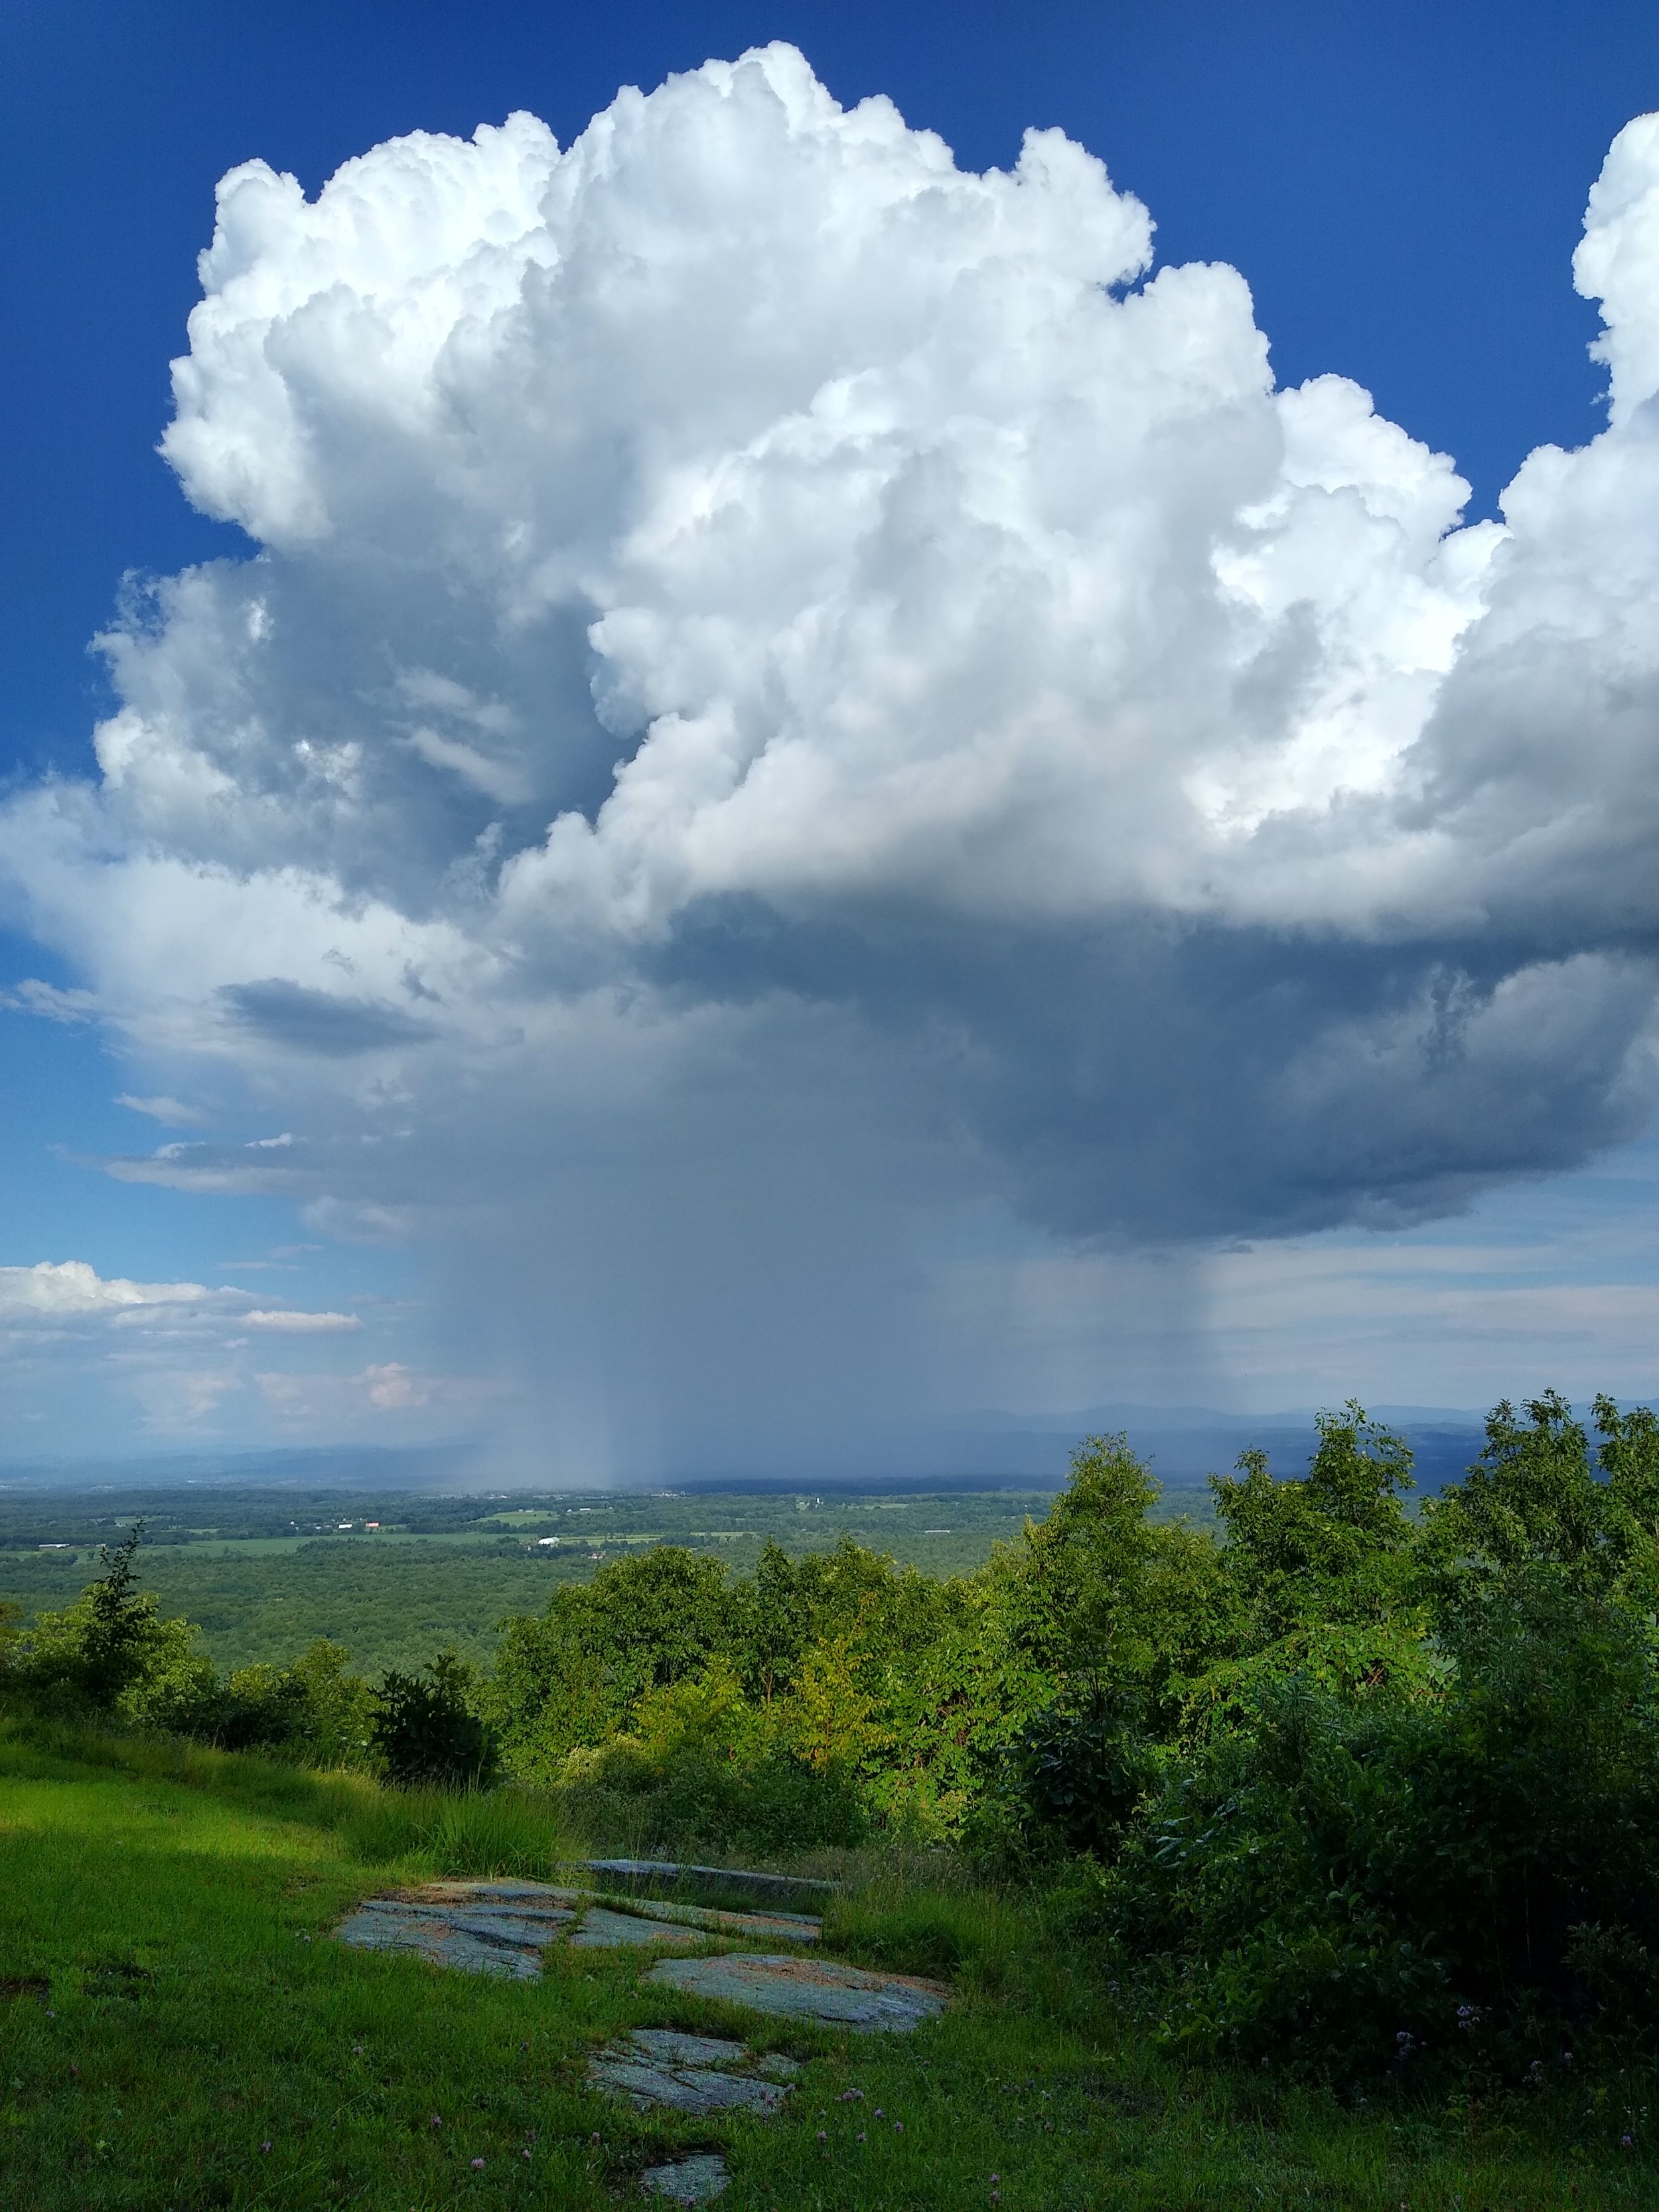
[0,1723,1648,2209]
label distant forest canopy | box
[0,1487,1056,1674]
[0,1407,1498,1672]
[7,1390,1659,2079]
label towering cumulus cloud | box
[3,50,1658,1465]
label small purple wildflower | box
[471,2157,485,2170]
[259,2142,272,2154]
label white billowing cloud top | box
[3,46,1659,1459]
[98,48,1502,936]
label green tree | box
[488,1546,730,1781]
[1213,1404,1416,1643]
[372,1653,498,1789]
[1419,1391,1601,1599]
[21,1521,172,1710]
[997,1434,1162,1681]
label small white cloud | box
[0,1259,214,1320]
[102,1142,309,1196]
[301,1197,414,1245]
[361,1361,430,1409]
[127,1364,244,1431]
[406,726,531,806]
[116,1093,211,1126]
[2,980,101,1025]
[242,1307,361,1332]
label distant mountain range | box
[0,1403,1499,1497]
[908,1402,1492,1494]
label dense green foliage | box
[7,1393,1659,2090]
[370,1653,500,1789]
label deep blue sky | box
[3,1,1659,1449]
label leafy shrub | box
[15,1524,172,1712]
[557,1740,867,1858]
[156,1639,376,1763]
[1211,1404,1418,1641]
[371,1653,499,1789]
[1010,1688,1155,1857]
[1100,1582,1659,2078]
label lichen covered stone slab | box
[336,1872,828,1982]
[626,2030,751,2067]
[587,2027,794,2116]
[333,1880,790,1978]
[607,1895,822,1945]
[334,1883,577,1978]
[580,1859,837,1909]
[638,2151,729,2202]
[570,1907,711,1952]
[645,1951,948,2031]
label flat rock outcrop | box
[332,1881,577,1978]
[607,1895,822,1945]
[587,2026,798,2115]
[332,1878,821,1978]
[638,2150,731,2202]
[579,1859,837,1911]
[645,1951,949,2031]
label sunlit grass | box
[0,1718,1652,2209]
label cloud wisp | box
[0,1258,355,1335]
[3,47,1659,1466]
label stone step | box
[646,1951,949,2033]
[573,1858,839,1911]
[588,2027,793,2116]
[638,2151,730,2203]
[587,1893,821,1944]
